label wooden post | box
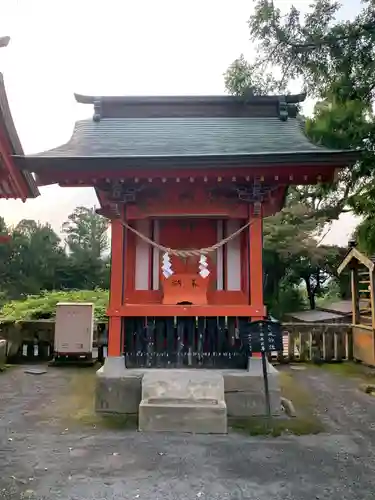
[370,269,375,364]
[249,205,265,358]
[370,269,375,329]
[107,217,124,357]
[351,266,360,325]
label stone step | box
[138,370,227,434]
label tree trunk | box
[304,277,316,310]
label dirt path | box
[0,364,375,500]
[282,364,375,456]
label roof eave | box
[15,150,360,173]
[0,74,40,198]
[337,247,375,274]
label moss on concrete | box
[230,371,324,437]
[41,367,138,430]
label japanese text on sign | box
[245,319,283,353]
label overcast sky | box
[0,0,362,244]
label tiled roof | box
[31,116,343,159]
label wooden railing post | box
[346,328,354,360]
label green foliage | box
[0,289,109,322]
[353,216,375,255]
[0,206,111,321]
[224,0,375,219]
[225,0,375,101]
[266,281,307,318]
[62,206,109,258]
[262,200,346,311]
[62,206,110,290]
[0,206,110,301]
[315,279,342,307]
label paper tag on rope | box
[161,252,174,278]
[199,254,210,279]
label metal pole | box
[261,350,271,418]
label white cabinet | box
[54,302,94,356]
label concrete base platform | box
[225,358,281,417]
[95,357,281,422]
[139,370,227,433]
[95,357,142,414]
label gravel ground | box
[0,364,375,500]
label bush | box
[267,284,307,318]
[0,289,109,322]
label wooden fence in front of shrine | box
[271,322,353,363]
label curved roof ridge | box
[74,93,307,105]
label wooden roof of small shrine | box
[338,246,375,274]
[0,37,39,199]
[14,93,359,173]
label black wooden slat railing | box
[123,316,249,369]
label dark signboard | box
[239,319,283,354]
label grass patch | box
[316,361,375,381]
[0,363,16,373]
[42,367,137,430]
[230,370,324,437]
[229,415,323,437]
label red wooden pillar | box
[249,205,265,357]
[107,218,124,357]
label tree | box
[262,202,344,311]
[225,0,375,223]
[0,219,69,297]
[225,0,375,101]
[0,206,112,301]
[62,207,110,290]
[62,206,109,258]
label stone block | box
[223,360,281,417]
[141,369,225,401]
[138,369,227,433]
[139,401,227,433]
[95,357,142,414]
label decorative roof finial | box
[93,98,102,122]
[0,36,10,49]
[348,239,357,249]
[278,97,288,121]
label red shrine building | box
[15,92,357,368]
[0,36,39,202]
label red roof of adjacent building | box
[0,36,39,200]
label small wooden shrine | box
[338,242,375,366]
[0,37,39,200]
[15,93,358,369]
